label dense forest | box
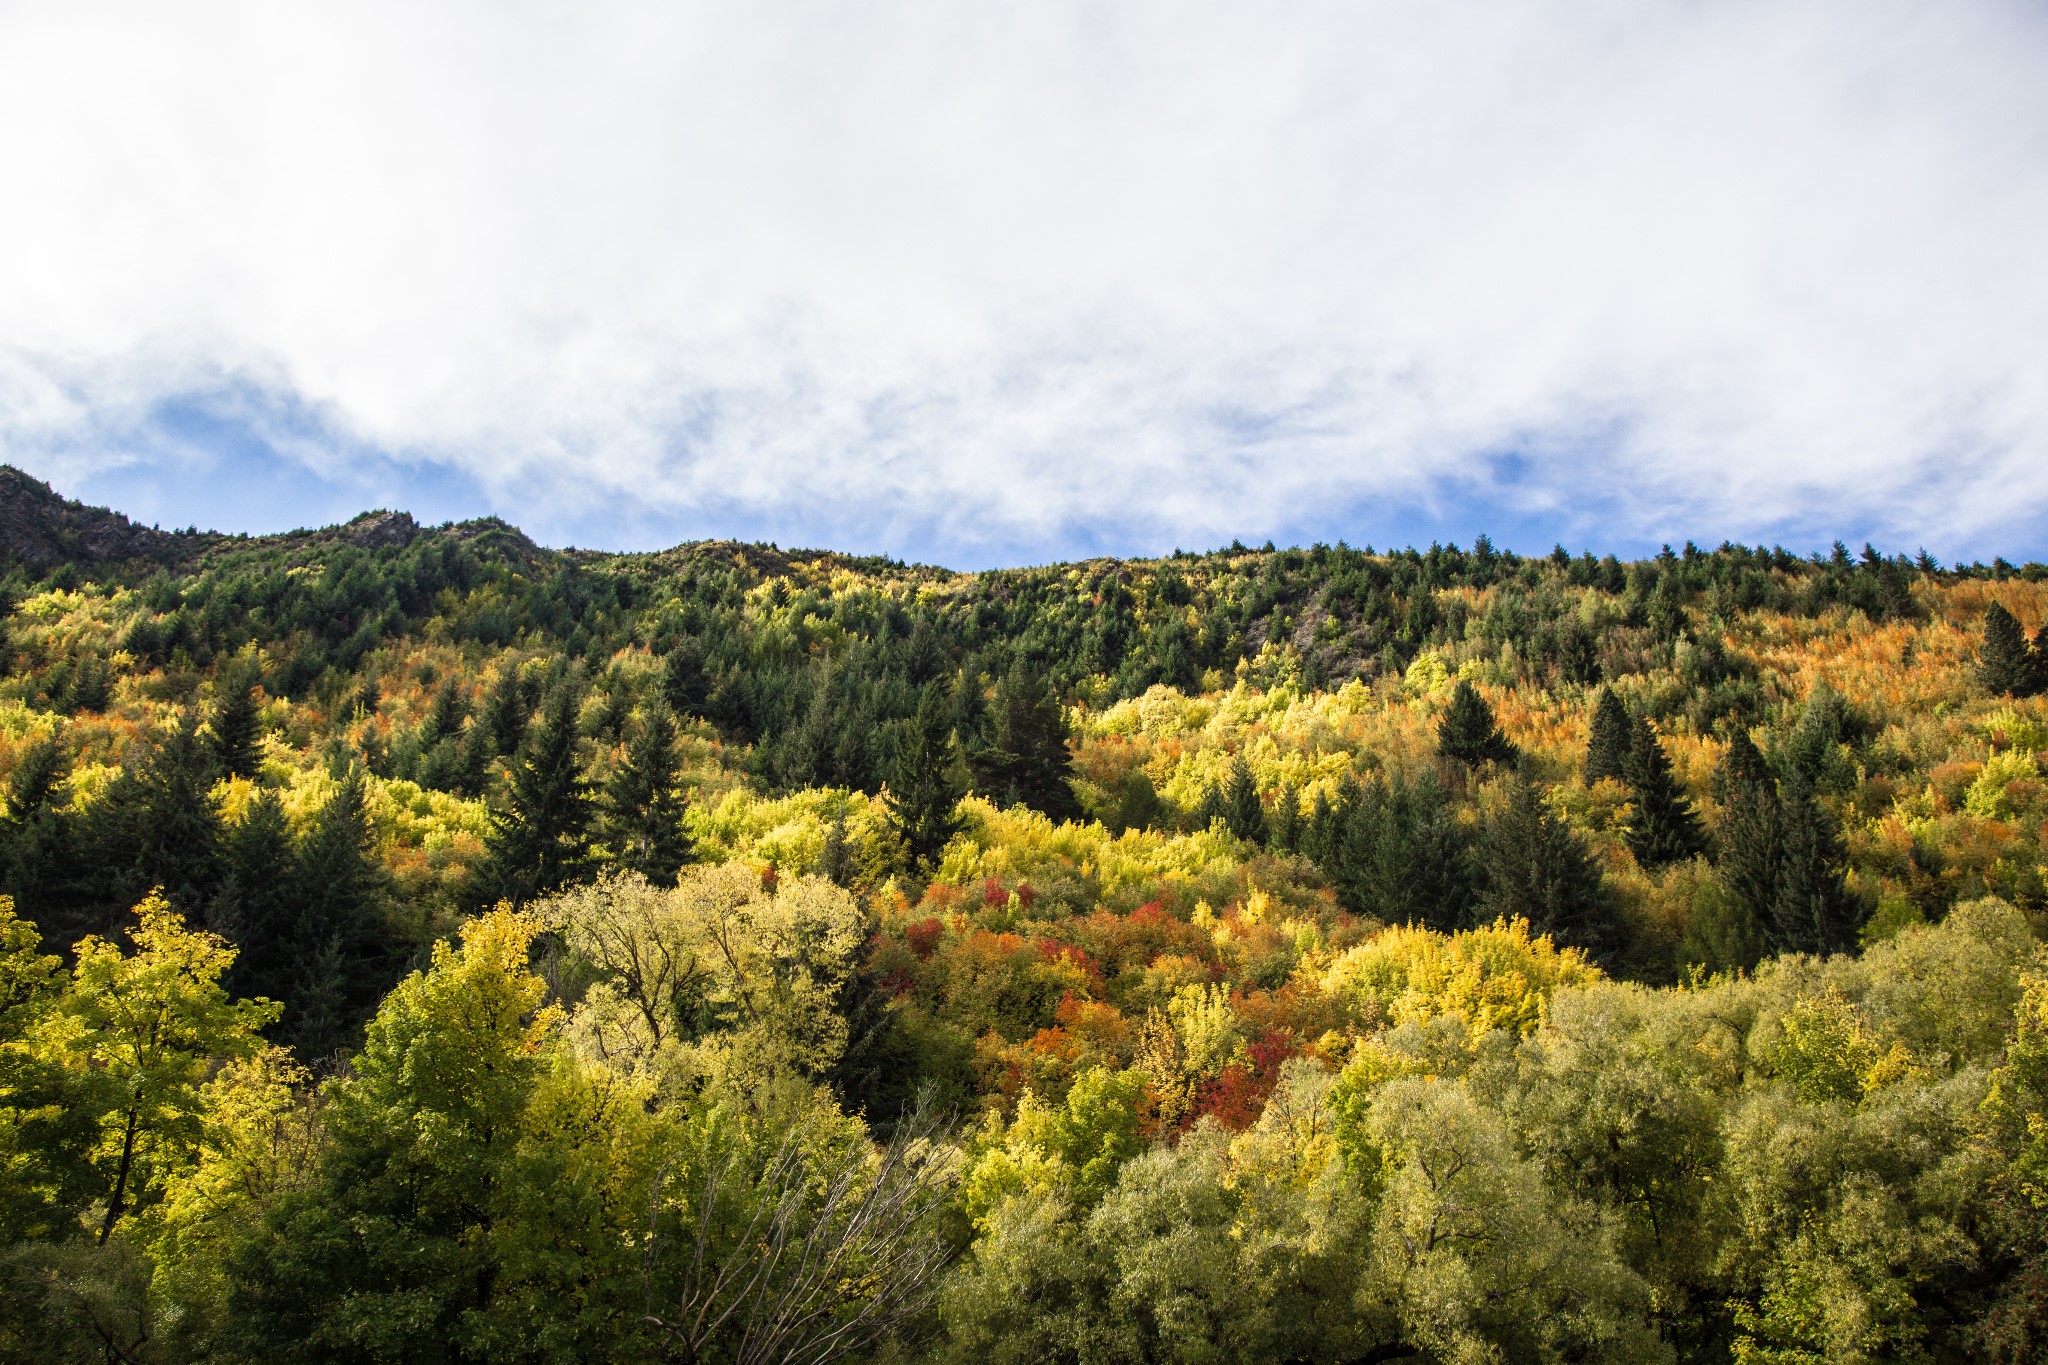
[2,465,2046,1362]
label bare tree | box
[642,1099,957,1365]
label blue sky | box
[3,2,2045,571]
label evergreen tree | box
[88,713,224,918]
[481,665,532,760]
[1979,602,2036,697]
[601,702,693,886]
[1708,728,1777,970]
[1438,680,1516,766]
[1769,767,1861,956]
[1107,767,1165,835]
[820,800,854,888]
[1477,777,1623,959]
[661,637,710,718]
[1301,786,1342,867]
[1335,772,1473,930]
[288,768,396,1056]
[209,681,264,781]
[0,734,80,937]
[1622,715,1706,867]
[887,681,964,871]
[2028,626,2048,698]
[971,662,1080,821]
[1268,783,1301,853]
[481,683,594,908]
[1221,754,1266,844]
[1586,688,1631,784]
[1194,781,1228,833]
[419,677,468,748]
[212,789,298,1004]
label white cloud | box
[0,0,2043,560]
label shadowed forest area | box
[2,467,2047,1362]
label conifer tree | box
[820,800,854,888]
[1438,680,1516,766]
[972,662,1080,821]
[1622,715,1706,867]
[212,789,298,1004]
[1,735,80,937]
[601,702,693,886]
[89,713,224,917]
[1195,781,1228,833]
[1769,766,1861,956]
[419,677,468,748]
[481,665,532,760]
[1980,602,2035,696]
[1302,786,1342,867]
[290,768,396,1057]
[1477,777,1622,959]
[1335,772,1473,930]
[1707,728,1776,969]
[209,682,264,781]
[2028,626,2048,698]
[1108,767,1165,835]
[660,637,710,718]
[887,680,964,871]
[481,683,593,908]
[1268,783,1301,852]
[1586,688,1631,784]
[1221,754,1266,844]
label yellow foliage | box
[1319,917,1602,1038]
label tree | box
[1980,602,2037,697]
[971,663,1080,821]
[287,768,396,1057]
[51,896,278,1244]
[1704,729,1776,970]
[213,789,299,1003]
[1334,772,1473,930]
[482,682,594,907]
[1477,778,1623,959]
[602,702,694,886]
[1438,680,1516,766]
[481,664,533,760]
[1268,784,1301,852]
[1221,754,1266,845]
[210,680,265,780]
[1768,767,1860,955]
[1622,715,1706,867]
[661,637,711,717]
[87,712,225,921]
[887,681,964,872]
[1585,688,1631,784]
[419,675,469,748]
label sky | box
[0,1,2044,571]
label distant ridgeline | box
[3,462,2048,1362]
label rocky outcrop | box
[0,466,210,567]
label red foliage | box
[905,917,946,960]
[1015,882,1037,909]
[984,877,1008,906]
[1189,1028,1297,1132]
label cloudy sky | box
[1,2,2043,568]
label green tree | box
[1221,753,1267,844]
[209,679,265,780]
[482,682,594,908]
[888,681,965,872]
[972,662,1080,821]
[601,702,694,886]
[1768,767,1860,956]
[287,769,396,1057]
[1979,602,2037,697]
[1335,772,1473,931]
[660,636,710,717]
[1477,778,1623,959]
[1586,688,1631,783]
[1704,728,1776,970]
[1622,714,1706,867]
[1438,680,1516,766]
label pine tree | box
[1622,715,1706,867]
[88,713,224,917]
[887,681,964,871]
[1268,783,1301,853]
[971,663,1080,821]
[419,677,468,748]
[1,734,80,936]
[1302,786,1342,867]
[1586,688,1631,784]
[1438,680,1516,766]
[481,683,593,908]
[1221,754,1266,844]
[602,703,693,886]
[1980,602,2035,697]
[481,666,533,760]
[2027,626,2048,699]
[1195,781,1228,833]
[1477,777,1622,959]
[1108,767,1164,835]
[289,768,397,1057]
[1769,767,1861,956]
[667,642,716,720]
[820,801,854,888]
[214,789,299,1005]
[208,681,264,780]
[1335,772,1473,930]
[1700,728,1775,971]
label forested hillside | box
[2,465,2046,1362]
